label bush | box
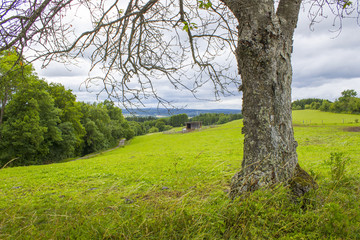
[148,126,159,133]
[324,152,350,183]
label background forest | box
[0,50,134,166]
[292,89,360,115]
[0,50,243,167]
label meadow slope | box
[0,110,359,239]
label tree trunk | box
[0,92,8,126]
[221,0,317,198]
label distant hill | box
[122,108,242,117]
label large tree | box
[0,50,33,125]
[0,0,358,197]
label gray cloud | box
[34,4,360,110]
[36,60,90,78]
[292,77,360,101]
[291,5,360,98]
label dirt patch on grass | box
[343,127,360,132]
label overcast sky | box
[34,3,360,110]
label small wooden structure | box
[185,121,202,131]
[118,138,126,147]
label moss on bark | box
[289,164,318,198]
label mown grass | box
[0,110,359,239]
[293,109,360,124]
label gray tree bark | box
[221,0,316,198]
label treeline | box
[0,50,133,167]
[292,98,325,110]
[125,116,157,122]
[127,114,188,135]
[190,113,243,126]
[127,112,243,135]
[292,89,360,114]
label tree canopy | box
[0,53,134,167]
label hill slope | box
[0,111,359,239]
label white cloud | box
[292,77,360,101]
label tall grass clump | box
[222,182,360,239]
[324,152,350,183]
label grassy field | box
[0,110,359,239]
[292,109,360,125]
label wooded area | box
[292,90,360,114]
[0,50,133,166]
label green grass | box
[293,109,360,124]
[0,110,359,239]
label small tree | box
[340,89,357,99]
[155,121,166,131]
[320,100,332,112]
[0,79,62,165]
[148,126,159,133]
[0,50,33,125]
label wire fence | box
[293,119,360,125]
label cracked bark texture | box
[220,0,314,198]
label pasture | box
[0,110,359,239]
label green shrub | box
[148,126,159,133]
[324,152,350,183]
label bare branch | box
[305,0,360,33]
[4,0,358,110]
[23,0,238,109]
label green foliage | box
[295,90,360,114]
[127,113,242,136]
[341,0,353,9]
[126,116,157,122]
[191,113,243,125]
[324,152,350,183]
[155,120,165,131]
[47,83,85,152]
[0,50,34,124]
[169,113,188,127]
[0,57,132,166]
[319,100,332,111]
[0,79,61,165]
[51,122,78,159]
[182,21,198,32]
[292,98,325,110]
[126,114,189,135]
[79,102,133,155]
[128,121,146,136]
[198,0,212,9]
[329,89,360,114]
[148,126,159,133]
[341,89,357,98]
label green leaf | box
[199,0,204,9]
[205,1,212,9]
[182,21,189,32]
[342,0,352,8]
[198,0,212,9]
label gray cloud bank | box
[35,4,360,110]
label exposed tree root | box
[229,163,318,200]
